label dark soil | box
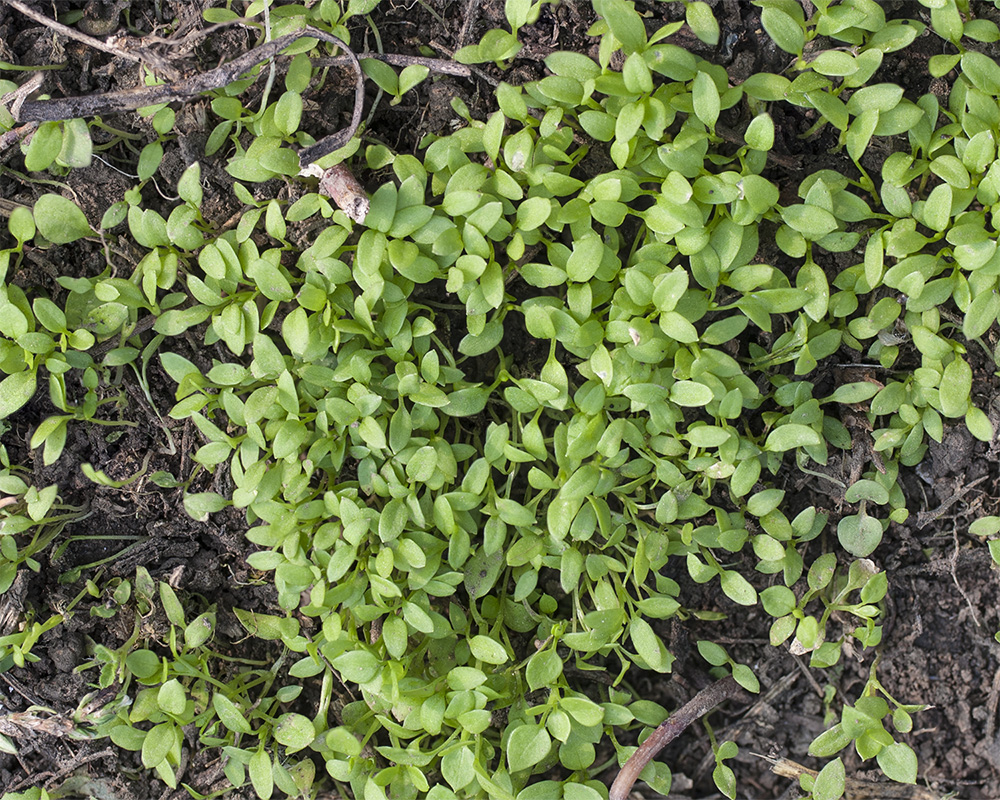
[0,1,999,799]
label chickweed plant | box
[0,0,998,798]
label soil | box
[0,1,999,799]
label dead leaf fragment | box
[310,164,370,224]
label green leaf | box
[685,425,730,448]
[741,73,791,101]
[922,183,952,232]
[966,406,995,442]
[719,570,757,606]
[867,20,920,53]
[58,117,92,168]
[183,491,228,521]
[860,572,888,604]
[939,356,972,418]
[659,311,699,342]
[797,261,829,321]
[623,52,653,94]
[692,71,720,131]
[931,2,963,44]
[507,723,552,772]
[752,534,785,562]
[964,18,1000,43]
[876,743,917,784]
[806,90,849,131]
[8,206,35,243]
[837,513,883,557]
[761,586,796,617]
[0,370,37,419]
[846,109,878,162]
[970,516,1000,537]
[465,547,504,600]
[346,0,380,16]
[929,53,962,78]
[177,162,203,207]
[846,83,903,115]
[159,582,186,627]
[545,52,602,79]
[809,51,857,77]
[274,713,315,752]
[813,757,846,800]
[526,649,563,691]
[781,204,838,239]
[567,234,604,282]
[929,155,970,189]
[141,722,175,768]
[247,258,293,301]
[697,639,728,666]
[744,113,774,150]
[685,1,719,45]
[30,414,69,466]
[33,194,92,243]
[963,130,996,174]
[713,763,736,799]
[747,488,784,517]
[560,695,605,726]
[516,196,552,231]
[213,693,253,734]
[809,724,851,757]
[761,7,804,55]
[596,0,647,53]
[989,539,1000,566]
[962,51,1000,94]
[630,617,669,670]
[249,748,273,800]
[469,635,508,664]
[670,380,713,407]
[844,479,890,505]
[379,63,418,96]
[138,141,164,182]
[157,679,186,716]
[274,91,303,134]
[764,424,823,452]
[125,649,160,679]
[331,650,380,683]
[731,663,759,693]
[24,122,62,172]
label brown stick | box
[0,0,181,80]
[12,26,365,167]
[315,52,472,77]
[761,754,946,800]
[609,675,743,800]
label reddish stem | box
[610,675,743,800]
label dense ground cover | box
[0,0,999,798]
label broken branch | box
[610,675,743,800]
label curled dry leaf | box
[309,163,370,224]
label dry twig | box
[610,675,743,800]
[0,0,181,80]
[315,52,471,77]
[9,25,364,167]
[760,753,947,800]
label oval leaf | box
[33,194,92,244]
[765,424,823,452]
[0,370,37,419]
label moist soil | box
[0,1,999,798]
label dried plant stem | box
[0,0,180,79]
[610,675,742,800]
[11,25,364,167]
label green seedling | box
[1,0,997,796]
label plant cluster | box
[0,0,998,799]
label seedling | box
[0,0,995,797]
